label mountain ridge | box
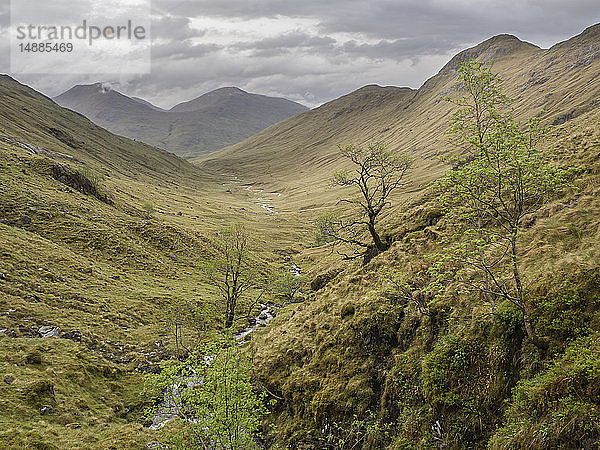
[53,83,308,158]
[197,25,600,211]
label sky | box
[1,0,599,108]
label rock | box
[39,405,54,415]
[0,273,5,279]
[168,253,178,261]
[136,363,161,374]
[66,423,81,429]
[62,330,82,342]
[18,325,37,337]
[3,374,15,384]
[0,329,16,338]
[19,215,32,225]
[38,326,62,338]
[110,275,120,280]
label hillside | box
[54,84,308,159]
[0,75,302,448]
[2,22,600,449]
[199,26,600,213]
[199,24,600,448]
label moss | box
[23,380,56,407]
[491,334,600,449]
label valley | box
[1,22,600,449]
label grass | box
[1,23,600,449]
[0,75,307,448]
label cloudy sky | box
[1,0,599,108]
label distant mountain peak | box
[53,83,308,158]
[169,86,306,114]
[63,82,115,95]
[211,86,247,94]
[440,33,540,74]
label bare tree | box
[317,143,412,262]
[200,224,258,329]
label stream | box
[148,303,276,430]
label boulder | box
[38,326,62,338]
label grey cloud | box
[4,0,600,110]
[232,32,336,57]
[151,41,222,60]
[151,15,205,41]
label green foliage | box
[432,60,572,348]
[274,272,309,302]
[491,334,600,449]
[444,59,512,159]
[314,213,339,246]
[145,333,270,449]
[200,224,263,328]
[421,336,472,408]
[162,298,213,358]
[317,410,392,449]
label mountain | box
[169,86,305,114]
[198,24,600,448]
[53,84,308,159]
[131,96,165,111]
[198,27,600,211]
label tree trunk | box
[367,221,387,252]
[224,296,235,329]
[511,232,547,350]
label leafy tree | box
[274,271,309,303]
[200,224,259,329]
[318,143,412,262]
[432,60,571,349]
[145,333,270,449]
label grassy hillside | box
[197,24,600,448]
[0,75,305,448]
[54,84,308,159]
[199,25,600,214]
[1,22,600,449]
